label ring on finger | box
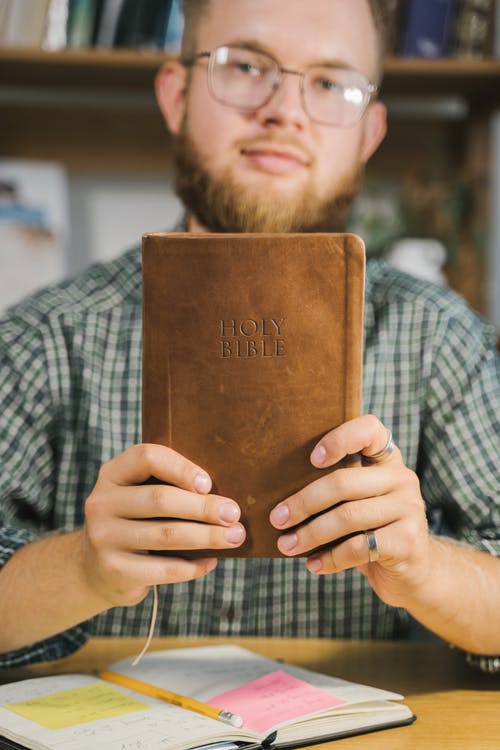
[364,529,380,563]
[363,429,394,465]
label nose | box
[255,71,308,130]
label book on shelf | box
[398,0,459,57]
[385,0,407,55]
[0,0,51,47]
[113,0,172,49]
[42,0,70,51]
[0,644,415,750]
[93,0,124,47]
[452,0,495,57]
[0,160,69,314]
[93,0,182,49]
[163,0,184,51]
[0,0,179,51]
[66,0,100,48]
[142,232,364,558]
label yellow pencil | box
[99,669,243,728]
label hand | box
[81,444,245,608]
[269,415,430,608]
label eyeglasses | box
[183,45,378,128]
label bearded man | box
[0,0,499,672]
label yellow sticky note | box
[5,681,150,730]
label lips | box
[240,141,312,174]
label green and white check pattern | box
[0,245,499,670]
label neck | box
[187,213,210,233]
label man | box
[0,0,499,670]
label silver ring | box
[363,429,394,465]
[365,530,380,563]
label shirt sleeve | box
[0,311,91,666]
[419,302,499,553]
[418,299,500,672]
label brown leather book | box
[142,232,365,557]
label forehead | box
[198,0,379,79]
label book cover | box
[399,0,458,57]
[142,233,365,558]
[0,645,415,750]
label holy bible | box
[142,232,365,557]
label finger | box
[104,550,219,590]
[271,464,413,529]
[276,495,403,556]
[97,484,240,526]
[104,517,246,552]
[310,415,401,468]
[305,520,406,575]
[100,443,212,494]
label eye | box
[309,71,343,94]
[316,77,339,91]
[232,61,263,77]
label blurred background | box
[0,0,499,337]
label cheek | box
[185,98,238,170]
[315,130,364,183]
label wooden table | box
[1,637,499,749]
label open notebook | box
[0,644,415,750]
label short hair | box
[180,0,397,80]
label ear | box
[155,60,188,135]
[360,101,387,164]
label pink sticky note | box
[208,670,346,733]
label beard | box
[173,123,364,234]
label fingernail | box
[205,558,217,573]
[270,503,290,527]
[280,532,298,552]
[311,444,327,466]
[194,473,211,493]
[219,501,239,523]
[308,557,322,573]
[225,525,245,544]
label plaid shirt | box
[0,244,499,672]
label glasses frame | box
[183,45,379,128]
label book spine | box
[94,0,124,47]
[399,0,459,57]
[0,0,49,47]
[452,0,494,58]
[385,0,406,55]
[163,0,184,51]
[343,235,365,422]
[114,0,172,49]
[496,0,500,56]
[67,0,98,47]
[0,0,11,41]
[43,0,70,50]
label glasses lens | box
[303,67,370,126]
[209,46,278,109]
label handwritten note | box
[208,670,346,733]
[5,681,150,730]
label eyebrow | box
[223,38,357,72]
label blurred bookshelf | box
[1,49,499,171]
[1,48,500,98]
[0,0,499,322]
